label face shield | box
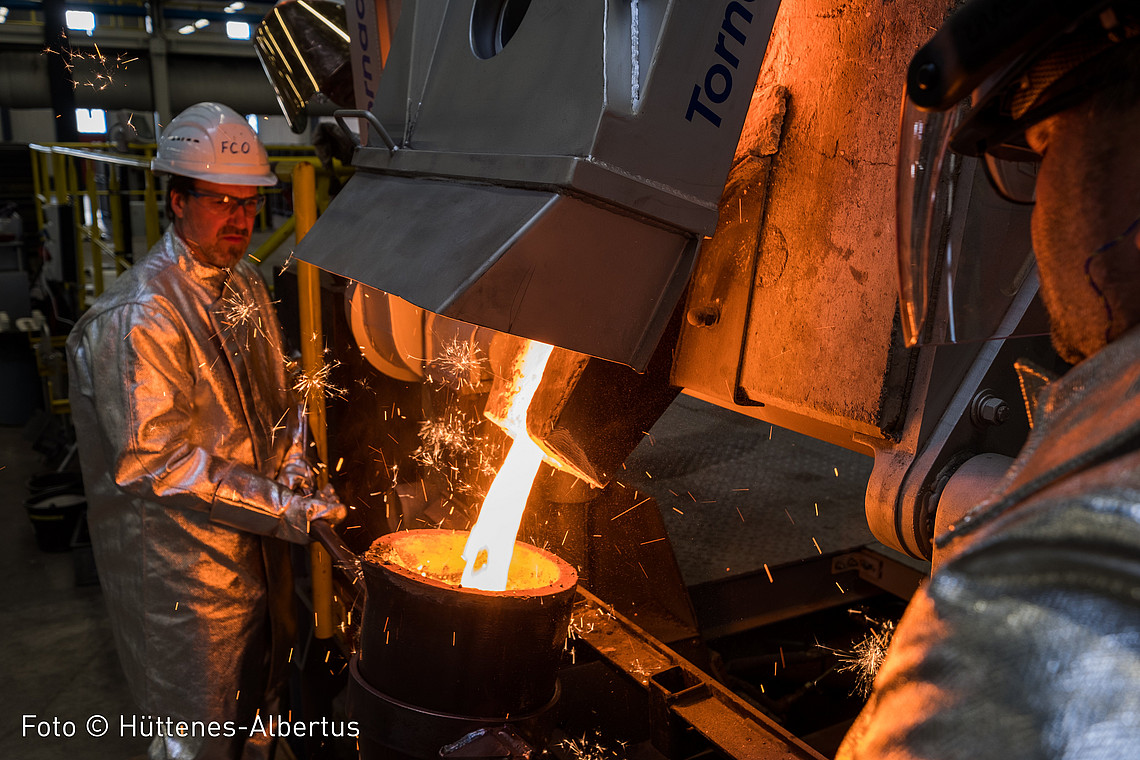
[895,0,1130,348]
[896,95,1039,348]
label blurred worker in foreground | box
[839,2,1140,757]
[67,102,345,760]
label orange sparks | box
[611,497,650,521]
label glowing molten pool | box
[365,529,572,593]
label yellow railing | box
[26,142,350,309]
[28,143,159,310]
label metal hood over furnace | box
[294,0,780,369]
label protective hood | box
[294,0,781,370]
[254,0,354,133]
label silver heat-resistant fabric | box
[839,325,1140,759]
[67,229,321,759]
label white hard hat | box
[152,102,277,186]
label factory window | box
[75,108,107,134]
[226,20,250,40]
[65,9,96,36]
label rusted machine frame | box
[573,587,826,760]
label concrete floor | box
[0,419,149,759]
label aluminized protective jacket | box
[838,325,1140,759]
[67,229,326,760]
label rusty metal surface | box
[573,587,827,760]
[734,0,949,437]
[672,0,951,437]
[672,85,788,405]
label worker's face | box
[1026,99,1140,364]
[171,180,261,269]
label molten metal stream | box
[461,341,554,591]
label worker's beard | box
[213,225,252,268]
[183,224,252,269]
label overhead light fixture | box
[178,23,195,34]
[193,18,209,29]
[225,2,246,13]
[0,7,10,24]
[226,20,250,40]
[65,9,96,36]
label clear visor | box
[896,96,1041,348]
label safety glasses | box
[186,188,266,215]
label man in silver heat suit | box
[839,2,1140,758]
[67,102,345,760]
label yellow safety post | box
[294,161,335,641]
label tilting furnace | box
[255,1,1059,757]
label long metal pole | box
[293,161,335,641]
